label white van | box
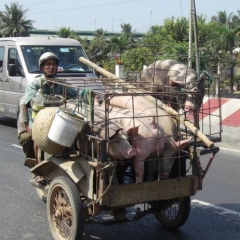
[0,37,98,118]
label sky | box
[1,0,240,33]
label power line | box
[27,0,139,15]
[24,0,59,7]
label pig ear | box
[175,137,192,150]
[170,79,185,87]
[126,125,139,137]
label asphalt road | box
[0,116,240,240]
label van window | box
[21,46,94,74]
[8,48,24,77]
[0,47,4,72]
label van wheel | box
[47,176,84,240]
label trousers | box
[18,131,35,164]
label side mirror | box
[8,64,17,76]
[8,64,25,77]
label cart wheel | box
[153,196,190,229]
[47,176,84,240]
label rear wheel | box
[153,196,191,229]
[47,176,84,240]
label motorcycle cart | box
[30,77,220,240]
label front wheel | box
[47,176,84,240]
[153,196,191,229]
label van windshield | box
[21,46,94,74]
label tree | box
[57,27,75,38]
[232,10,240,28]
[0,2,35,37]
[121,23,133,35]
[86,36,109,64]
[211,10,234,28]
[93,28,106,38]
[0,18,6,37]
[109,32,134,60]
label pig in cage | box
[63,86,211,186]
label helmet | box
[39,52,59,69]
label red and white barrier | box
[201,97,240,127]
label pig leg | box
[134,156,145,183]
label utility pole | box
[188,0,193,68]
[192,0,199,74]
[188,0,199,73]
[149,11,153,29]
[112,18,114,33]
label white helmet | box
[39,52,59,69]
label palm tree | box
[211,11,234,28]
[93,28,106,38]
[57,27,75,38]
[0,2,35,37]
[0,18,6,37]
[109,32,134,60]
[121,23,133,35]
[232,10,240,29]
[197,14,207,24]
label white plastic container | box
[48,108,85,147]
[32,89,44,119]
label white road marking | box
[192,199,240,217]
[12,144,22,149]
[217,147,240,153]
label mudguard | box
[31,156,85,184]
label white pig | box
[139,60,207,128]
[108,107,165,183]
[109,95,191,180]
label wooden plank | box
[103,176,199,207]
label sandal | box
[25,158,36,168]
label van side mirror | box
[8,64,17,76]
[8,64,25,77]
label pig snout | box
[160,173,169,180]
[127,147,137,158]
[184,100,195,113]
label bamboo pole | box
[79,57,214,148]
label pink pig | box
[108,108,165,183]
[109,95,191,180]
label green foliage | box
[234,75,240,83]
[101,58,116,73]
[50,8,240,91]
[162,17,189,42]
[58,27,75,38]
[86,36,110,64]
[0,2,35,37]
[121,46,155,72]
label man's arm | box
[25,78,42,107]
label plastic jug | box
[32,89,44,119]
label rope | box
[74,88,94,125]
[95,162,116,204]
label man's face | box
[41,59,58,77]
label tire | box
[47,176,84,240]
[153,196,191,229]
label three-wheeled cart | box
[30,72,221,240]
